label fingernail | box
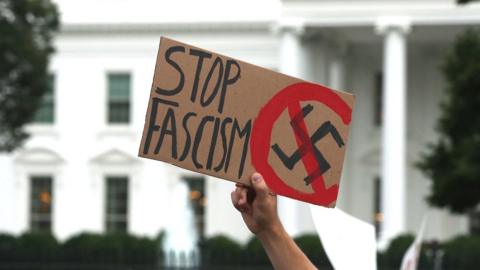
[252,173,262,182]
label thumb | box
[250,172,269,198]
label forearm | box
[258,223,318,270]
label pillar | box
[376,18,410,247]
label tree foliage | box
[458,0,480,4]
[418,29,480,213]
[0,0,58,151]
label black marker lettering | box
[271,104,345,186]
[190,49,212,103]
[200,57,224,108]
[192,116,215,169]
[142,98,162,154]
[225,118,251,178]
[218,60,241,113]
[206,118,221,170]
[154,107,178,159]
[214,117,232,172]
[179,112,197,161]
[155,46,185,96]
[156,98,179,107]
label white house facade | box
[1,0,479,249]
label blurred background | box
[1,0,480,269]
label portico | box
[277,0,480,246]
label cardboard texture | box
[139,37,355,207]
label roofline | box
[60,21,273,34]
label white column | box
[277,25,306,236]
[328,47,346,91]
[376,19,410,247]
[329,59,344,90]
[328,50,349,210]
[280,26,305,79]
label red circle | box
[250,82,352,206]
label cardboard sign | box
[139,37,355,207]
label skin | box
[231,172,318,270]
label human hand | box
[231,172,282,236]
[232,173,317,270]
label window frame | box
[373,176,382,239]
[374,71,383,127]
[183,176,206,241]
[107,73,131,125]
[104,175,129,234]
[32,74,55,124]
[29,175,54,234]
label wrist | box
[257,220,286,244]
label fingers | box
[250,172,269,199]
[231,185,250,213]
[237,188,247,206]
[231,189,241,210]
[236,183,256,204]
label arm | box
[231,173,317,270]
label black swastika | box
[271,104,345,186]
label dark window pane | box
[107,220,127,233]
[105,177,128,233]
[374,72,383,127]
[373,176,382,239]
[30,176,53,233]
[108,102,130,123]
[108,74,130,124]
[184,176,206,241]
[32,74,55,123]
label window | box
[30,176,53,233]
[32,74,54,123]
[374,71,383,127]
[107,73,131,124]
[184,176,206,241]
[373,176,382,239]
[105,176,128,233]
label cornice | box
[60,21,273,35]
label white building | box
[1,0,479,248]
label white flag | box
[400,216,428,270]
[309,205,377,270]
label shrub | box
[2,231,479,269]
[0,234,17,262]
[123,234,158,265]
[381,234,414,268]
[61,232,158,265]
[201,235,243,265]
[62,233,110,263]
[294,234,333,268]
[443,235,480,270]
[16,233,60,262]
[378,233,438,270]
[243,236,269,265]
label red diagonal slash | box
[250,82,352,206]
[287,101,338,204]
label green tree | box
[458,0,480,4]
[418,29,480,216]
[0,0,59,151]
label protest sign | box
[139,37,355,207]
